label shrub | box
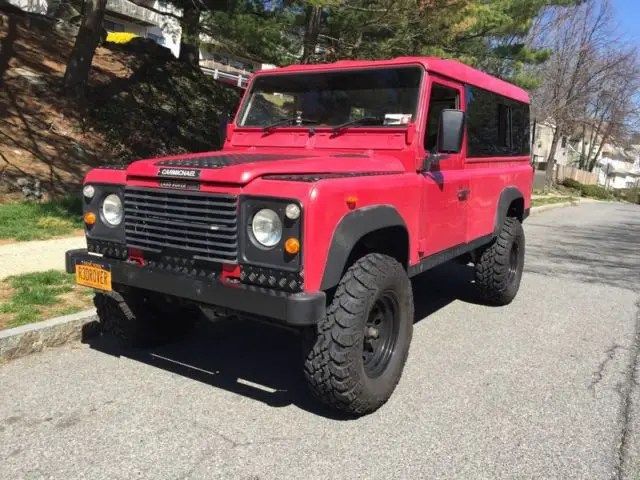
[90,41,241,163]
[561,178,582,191]
[106,32,140,44]
[579,184,611,199]
[561,178,613,199]
[617,188,640,204]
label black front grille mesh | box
[124,188,238,263]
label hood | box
[125,151,406,185]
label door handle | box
[457,188,470,201]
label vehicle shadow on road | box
[86,261,485,420]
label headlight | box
[101,194,123,226]
[251,208,282,247]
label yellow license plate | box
[75,262,112,291]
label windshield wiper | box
[331,116,381,135]
[262,116,320,133]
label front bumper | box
[65,249,325,326]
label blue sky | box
[614,0,640,45]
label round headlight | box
[285,203,301,220]
[83,184,95,199]
[102,194,123,226]
[251,209,282,247]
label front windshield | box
[238,66,422,128]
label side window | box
[424,83,459,152]
[466,85,530,157]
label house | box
[8,0,274,87]
[532,120,608,171]
[532,121,571,169]
[596,145,640,189]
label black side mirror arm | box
[420,152,450,173]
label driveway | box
[0,236,86,279]
[1,202,639,479]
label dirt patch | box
[0,12,241,201]
[0,13,130,199]
[0,282,14,329]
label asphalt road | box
[1,202,639,480]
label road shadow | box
[85,261,484,419]
[525,204,640,289]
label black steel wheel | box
[363,291,400,379]
[304,253,414,416]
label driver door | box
[419,77,468,257]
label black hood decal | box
[263,171,399,183]
[156,154,317,169]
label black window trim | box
[235,64,425,129]
[423,80,462,154]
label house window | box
[465,85,530,157]
[561,136,567,148]
[103,20,125,32]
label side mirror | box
[437,109,466,154]
[218,111,230,146]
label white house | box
[532,121,571,168]
[596,145,640,189]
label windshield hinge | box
[405,123,416,145]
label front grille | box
[124,187,238,263]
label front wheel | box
[94,289,199,347]
[474,217,525,305]
[303,253,414,416]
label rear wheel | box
[474,217,525,305]
[94,288,199,347]
[303,253,413,416]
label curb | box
[530,198,604,216]
[0,309,99,363]
[530,201,578,215]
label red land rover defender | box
[67,57,532,415]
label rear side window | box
[465,85,530,157]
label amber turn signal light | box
[346,196,358,209]
[284,237,300,255]
[84,212,96,225]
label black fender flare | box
[320,205,409,291]
[494,186,524,235]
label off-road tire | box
[474,217,525,305]
[304,253,414,416]
[94,289,197,347]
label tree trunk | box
[63,0,107,98]
[301,5,321,63]
[179,2,201,67]
[544,127,562,189]
[579,123,587,169]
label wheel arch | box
[319,205,410,291]
[494,186,525,235]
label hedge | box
[561,179,613,200]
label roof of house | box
[255,57,530,104]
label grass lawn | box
[531,196,577,208]
[0,270,94,330]
[0,197,84,241]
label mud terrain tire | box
[474,217,525,306]
[304,253,413,416]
